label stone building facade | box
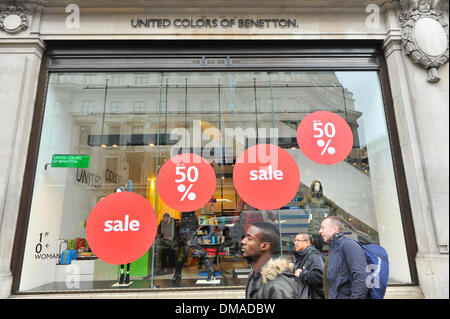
[0,0,448,298]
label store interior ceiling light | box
[89,135,299,148]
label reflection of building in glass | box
[30,70,387,289]
[48,70,380,243]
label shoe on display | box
[171,272,181,281]
[172,262,183,281]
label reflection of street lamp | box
[100,79,109,147]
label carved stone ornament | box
[0,2,31,34]
[399,0,449,83]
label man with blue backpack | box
[319,216,389,299]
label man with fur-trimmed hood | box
[242,221,298,299]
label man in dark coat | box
[319,216,368,299]
[293,233,325,299]
[242,222,298,299]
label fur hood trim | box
[260,257,295,284]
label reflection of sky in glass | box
[336,72,386,148]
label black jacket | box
[294,246,325,299]
[246,257,298,299]
[326,233,368,299]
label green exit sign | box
[51,155,90,168]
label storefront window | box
[18,70,411,292]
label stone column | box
[0,2,45,298]
[382,1,449,298]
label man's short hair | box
[251,222,280,255]
[324,216,345,233]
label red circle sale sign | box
[157,153,216,212]
[297,111,353,165]
[86,192,157,265]
[233,144,300,210]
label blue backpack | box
[355,241,389,299]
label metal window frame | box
[10,40,418,295]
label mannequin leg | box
[161,246,170,273]
[172,246,187,281]
[171,261,184,281]
[200,257,215,280]
[193,245,215,280]
[119,264,124,284]
[125,263,130,284]
[168,246,176,271]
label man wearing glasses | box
[293,233,325,299]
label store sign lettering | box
[52,154,90,168]
[233,144,300,210]
[103,215,140,232]
[104,168,124,185]
[249,165,284,181]
[76,168,102,189]
[34,232,59,260]
[75,168,125,188]
[157,153,217,212]
[35,253,60,260]
[131,18,299,29]
[296,111,353,165]
[86,192,157,265]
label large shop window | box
[19,70,412,292]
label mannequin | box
[114,185,131,285]
[299,180,371,244]
[299,180,338,251]
[299,180,338,214]
[172,211,215,281]
[157,213,176,274]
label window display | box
[18,70,412,292]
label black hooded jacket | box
[294,246,325,299]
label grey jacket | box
[245,257,299,299]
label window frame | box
[11,40,418,295]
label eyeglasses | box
[294,239,309,242]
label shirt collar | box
[329,233,345,248]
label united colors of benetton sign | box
[131,17,299,29]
